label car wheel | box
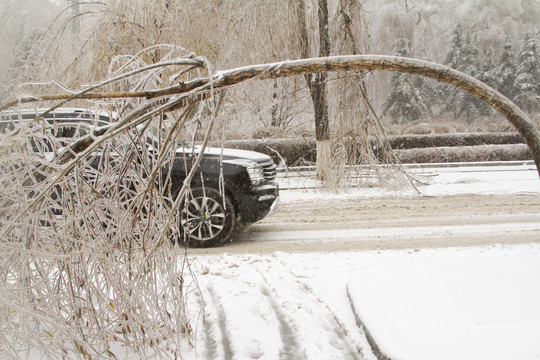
[179,187,235,247]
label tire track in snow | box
[201,283,233,360]
[258,281,305,360]
[293,278,368,360]
[256,263,366,360]
[192,291,219,360]
[195,264,283,359]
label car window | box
[1,114,111,154]
[51,120,92,146]
[0,121,15,133]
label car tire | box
[179,187,235,247]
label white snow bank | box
[186,244,540,360]
[347,244,540,360]
[279,162,540,202]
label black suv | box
[0,108,279,247]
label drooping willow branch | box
[3,55,540,177]
[0,57,206,113]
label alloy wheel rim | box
[181,195,226,241]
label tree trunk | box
[271,79,279,127]
[314,0,331,180]
[6,55,540,178]
[311,78,331,179]
[297,0,332,180]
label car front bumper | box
[236,183,279,223]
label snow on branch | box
[3,55,540,177]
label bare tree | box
[0,49,213,359]
[2,53,540,359]
[296,0,332,180]
[329,0,387,187]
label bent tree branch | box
[5,55,540,177]
[210,56,540,176]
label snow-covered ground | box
[183,162,540,360]
[278,161,540,200]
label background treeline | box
[384,27,540,124]
[1,0,540,137]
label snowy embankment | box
[183,162,540,360]
[346,245,540,360]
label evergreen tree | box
[514,34,540,113]
[444,24,465,70]
[439,25,467,119]
[383,39,430,123]
[476,49,498,117]
[458,34,480,77]
[496,43,517,99]
[441,27,490,122]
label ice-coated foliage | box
[0,48,213,359]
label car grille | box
[260,160,277,182]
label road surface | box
[190,193,540,254]
[187,162,540,254]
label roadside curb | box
[346,283,392,360]
[277,160,535,173]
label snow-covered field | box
[182,162,540,360]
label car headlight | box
[246,166,265,185]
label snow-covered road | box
[181,162,540,360]
[191,193,540,254]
